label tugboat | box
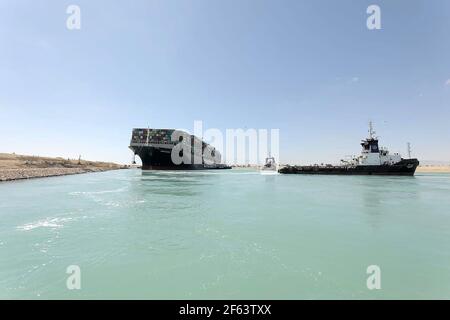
[279,122,419,176]
[260,155,278,175]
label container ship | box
[279,123,419,176]
[129,128,231,170]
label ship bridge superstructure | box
[355,122,401,166]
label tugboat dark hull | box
[279,159,419,176]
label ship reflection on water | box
[357,175,419,229]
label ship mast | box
[407,142,412,159]
[368,121,376,139]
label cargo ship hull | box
[132,146,230,170]
[279,159,419,176]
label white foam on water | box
[69,186,129,196]
[259,171,279,176]
[17,217,73,231]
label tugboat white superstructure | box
[279,122,419,176]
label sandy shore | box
[416,166,450,173]
[0,153,128,182]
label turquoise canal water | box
[1,169,449,299]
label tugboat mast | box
[368,121,376,139]
[407,142,412,159]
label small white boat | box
[260,156,278,175]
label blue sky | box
[0,0,449,164]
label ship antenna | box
[407,142,412,159]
